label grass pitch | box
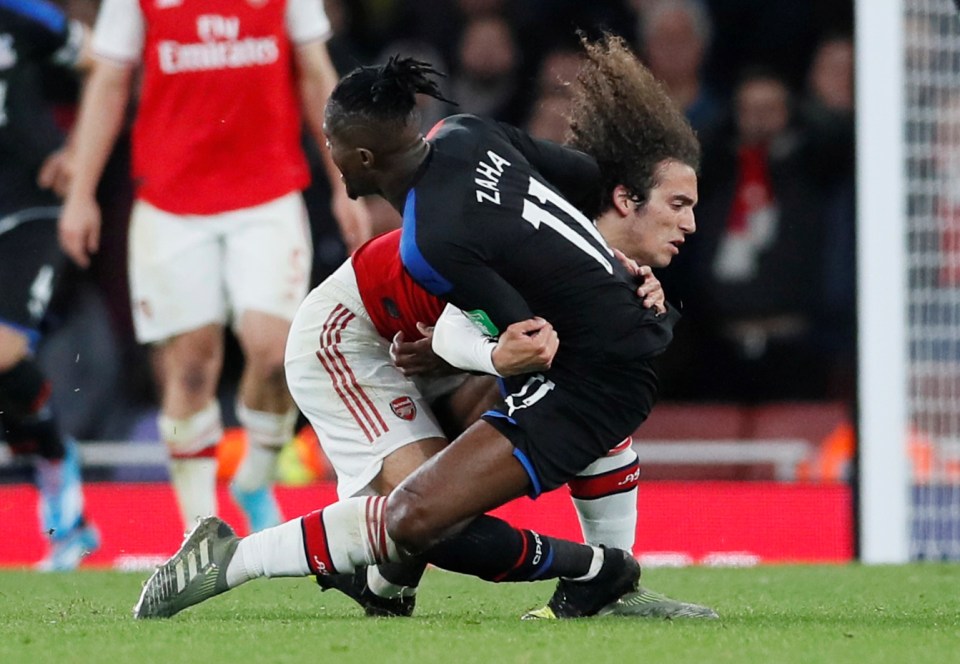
[0,564,957,664]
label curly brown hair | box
[567,34,700,218]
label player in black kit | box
[132,36,707,622]
[0,0,99,569]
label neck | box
[382,139,432,213]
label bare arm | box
[58,57,132,268]
[294,40,372,252]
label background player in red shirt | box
[57,0,370,534]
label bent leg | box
[351,436,448,606]
[384,420,599,583]
[386,420,529,550]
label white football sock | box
[571,447,639,551]
[168,458,219,527]
[233,404,296,491]
[225,517,310,588]
[319,496,400,571]
[159,401,223,528]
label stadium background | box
[3,0,956,567]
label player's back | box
[401,114,676,379]
[352,229,445,342]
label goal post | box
[856,0,910,563]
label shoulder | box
[430,114,521,174]
[431,114,501,145]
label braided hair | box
[326,55,453,132]
[566,34,700,218]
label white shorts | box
[129,193,312,343]
[284,260,462,499]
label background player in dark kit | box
[0,0,99,569]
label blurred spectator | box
[638,0,721,132]
[523,47,582,142]
[386,0,514,78]
[378,39,452,132]
[679,68,837,402]
[526,94,573,143]
[805,34,854,114]
[343,0,406,58]
[535,47,583,98]
[700,0,845,98]
[449,14,525,123]
[803,35,856,399]
[520,0,638,52]
[321,0,369,74]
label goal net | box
[903,0,960,559]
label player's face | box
[322,122,378,199]
[626,160,698,268]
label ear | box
[358,147,375,168]
[611,185,634,218]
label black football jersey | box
[400,114,678,384]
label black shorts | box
[482,363,659,496]
[0,214,67,344]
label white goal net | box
[903,0,960,559]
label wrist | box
[488,341,507,377]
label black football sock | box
[376,560,428,589]
[425,514,596,582]
[0,359,64,459]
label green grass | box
[0,565,957,664]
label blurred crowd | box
[7,0,856,446]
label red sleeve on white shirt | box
[286,0,332,44]
[92,0,144,63]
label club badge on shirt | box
[390,396,417,422]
